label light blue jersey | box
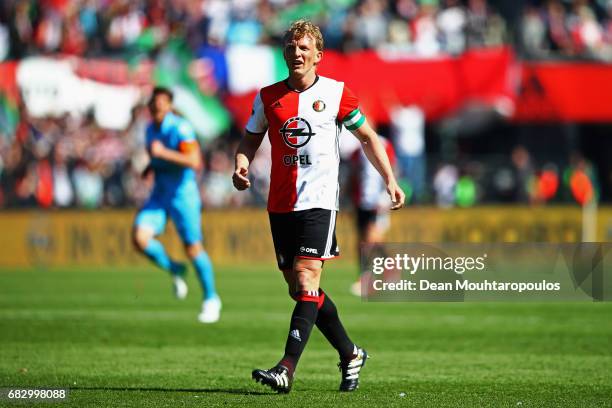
[147,112,199,200]
[135,112,202,245]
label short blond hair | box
[283,20,324,51]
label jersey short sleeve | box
[245,92,268,134]
[338,85,365,131]
[176,119,196,142]
[176,118,198,152]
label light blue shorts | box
[134,195,203,245]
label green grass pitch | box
[1,263,611,407]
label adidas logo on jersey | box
[290,329,301,342]
[272,100,283,109]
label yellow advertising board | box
[0,207,611,268]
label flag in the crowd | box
[225,45,288,94]
[0,93,18,136]
[154,38,230,142]
[0,61,19,137]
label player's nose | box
[290,46,302,58]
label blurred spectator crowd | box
[0,0,510,60]
[0,103,599,209]
[0,105,248,209]
[428,147,599,209]
[2,0,612,60]
[0,0,608,209]
[521,0,612,61]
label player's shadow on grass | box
[71,386,269,396]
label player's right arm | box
[233,92,268,191]
[234,131,265,190]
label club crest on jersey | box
[312,100,325,112]
[279,117,315,148]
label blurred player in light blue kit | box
[132,86,221,323]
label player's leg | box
[256,209,347,388]
[283,258,356,362]
[316,283,368,391]
[252,212,299,393]
[316,284,355,361]
[284,260,366,391]
[278,208,344,377]
[252,258,321,394]
[280,265,354,360]
[184,241,218,301]
[295,209,367,391]
[187,241,222,323]
[170,200,220,322]
[133,202,186,280]
[351,209,380,295]
[350,209,370,296]
[351,209,389,296]
[277,257,322,375]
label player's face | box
[283,34,322,79]
[149,94,172,123]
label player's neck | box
[154,111,170,126]
[287,72,317,92]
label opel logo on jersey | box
[313,100,325,112]
[279,117,315,148]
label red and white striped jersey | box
[350,137,396,211]
[246,75,365,213]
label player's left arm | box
[150,140,201,169]
[149,122,202,169]
[350,121,405,210]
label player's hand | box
[233,166,251,190]
[387,181,405,210]
[150,140,166,158]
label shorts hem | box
[295,255,341,261]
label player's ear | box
[314,50,322,65]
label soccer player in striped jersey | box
[349,137,397,296]
[233,20,405,393]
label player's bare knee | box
[293,260,322,292]
[185,242,204,259]
[132,228,150,252]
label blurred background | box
[1,0,612,266]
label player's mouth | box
[292,61,303,68]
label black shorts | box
[356,209,377,235]
[356,208,390,235]
[269,208,340,270]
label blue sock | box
[143,239,182,275]
[192,251,218,300]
